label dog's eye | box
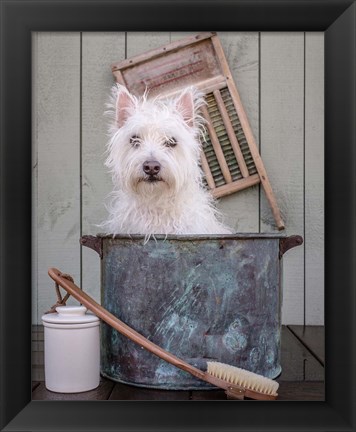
[164,137,177,148]
[130,135,141,148]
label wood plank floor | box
[32,325,324,401]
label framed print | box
[1,1,355,431]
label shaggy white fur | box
[101,84,231,237]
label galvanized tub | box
[81,234,302,390]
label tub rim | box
[81,233,303,259]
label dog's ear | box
[175,88,196,128]
[115,85,136,127]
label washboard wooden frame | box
[112,32,285,230]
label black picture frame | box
[1,0,355,431]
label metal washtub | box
[81,234,302,390]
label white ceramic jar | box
[42,305,100,393]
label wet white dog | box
[101,84,231,237]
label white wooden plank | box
[171,32,260,232]
[35,33,81,323]
[169,32,192,41]
[32,32,39,324]
[81,32,126,302]
[126,32,171,57]
[81,33,171,302]
[215,32,260,232]
[305,33,324,325]
[260,33,305,324]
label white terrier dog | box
[101,84,231,237]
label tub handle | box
[80,235,103,259]
[279,235,303,258]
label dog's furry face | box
[105,85,205,198]
[101,84,231,236]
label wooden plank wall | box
[32,32,324,325]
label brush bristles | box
[207,361,279,396]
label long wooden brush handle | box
[48,268,207,382]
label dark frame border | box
[1,0,355,431]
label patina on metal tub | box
[81,233,303,390]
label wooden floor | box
[32,325,324,401]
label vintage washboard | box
[112,32,284,230]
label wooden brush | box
[48,268,279,400]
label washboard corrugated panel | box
[112,32,284,230]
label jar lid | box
[42,305,99,325]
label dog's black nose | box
[143,160,161,176]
